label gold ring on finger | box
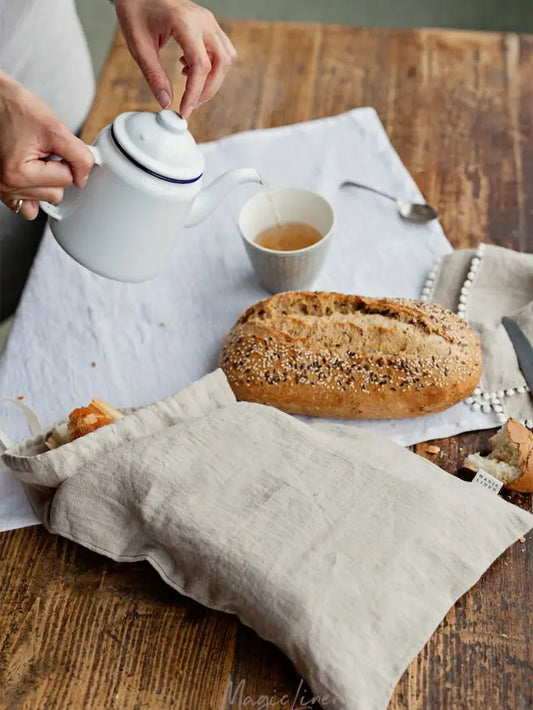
[12,198,24,215]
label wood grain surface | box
[1,22,532,710]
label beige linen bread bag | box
[2,370,532,710]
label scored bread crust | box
[219,292,482,419]
[497,418,533,493]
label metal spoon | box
[340,180,439,223]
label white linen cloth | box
[0,108,493,531]
[3,370,532,710]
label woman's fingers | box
[203,26,237,103]
[114,1,237,118]
[175,28,212,118]
[197,37,234,105]
[1,195,38,221]
[127,29,174,109]
[177,28,236,112]
[5,131,93,191]
[20,158,74,189]
[23,186,64,203]
[1,150,74,190]
[215,25,238,62]
[0,70,92,211]
[18,200,39,221]
[49,130,95,188]
[1,186,64,220]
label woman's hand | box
[115,0,237,118]
[0,72,94,220]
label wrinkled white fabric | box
[3,370,532,710]
[0,108,493,531]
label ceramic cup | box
[238,187,335,293]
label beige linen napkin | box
[424,243,533,425]
[2,370,532,710]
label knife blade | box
[501,316,533,392]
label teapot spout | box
[185,168,262,227]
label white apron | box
[0,0,96,318]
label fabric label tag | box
[471,469,503,494]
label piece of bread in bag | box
[464,418,533,493]
[45,398,123,449]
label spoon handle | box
[340,181,396,203]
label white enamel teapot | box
[40,110,262,282]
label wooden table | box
[1,21,532,710]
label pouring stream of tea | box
[259,177,282,226]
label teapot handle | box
[40,145,102,222]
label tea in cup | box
[239,188,335,293]
[254,222,324,251]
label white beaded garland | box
[419,262,439,302]
[424,242,529,425]
[418,254,448,302]
[455,244,486,323]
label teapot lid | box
[111,110,205,183]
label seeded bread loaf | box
[219,292,482,419]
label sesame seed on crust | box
[219,292,482,419]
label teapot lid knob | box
[157,110,188,133]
